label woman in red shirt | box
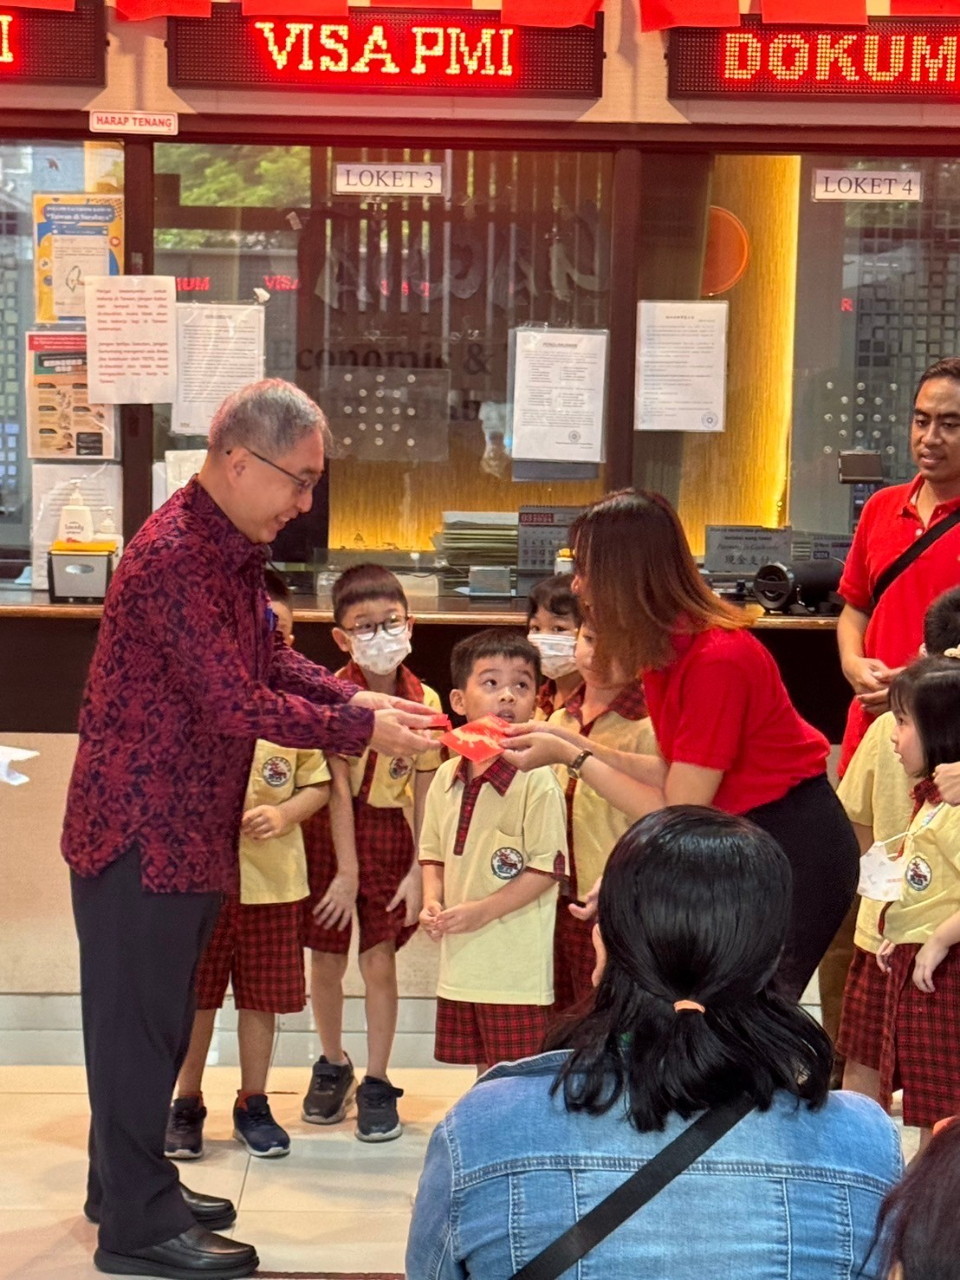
[504,488,859,999]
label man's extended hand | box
[841,655,897,713]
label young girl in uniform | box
[880,653,960,1153]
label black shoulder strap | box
[871,507,960,609]
[508,1095,754,1280]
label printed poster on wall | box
[635,301,728,433]
[25,332,118,460]
[85,275,177,404]
[173,303,265,436]
[33,194,124,324]
[510,327,607,464]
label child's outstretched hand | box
[913,936,950,993]
[313,872,358,931]
[876,939,896,975]
[242,805,287,841]
[387,866,423,928]
[419,900,443,940]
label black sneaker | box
[355,1076,404,1143]
[164,1096,206,1160]
[232,1094,290,1158]
[302,1056,357,1125]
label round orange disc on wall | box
[701,206,750,296]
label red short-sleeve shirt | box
[642,627,829,815]
[838,475,960,772]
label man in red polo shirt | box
[62,380,436,1279]
[821,358,960,1070]
[838,357,960,773]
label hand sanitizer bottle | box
[59,483,94,542]
[93,506,123,558]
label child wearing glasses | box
[302,565,442,1142]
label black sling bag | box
[508,1094,754,1280]
[870,507,960,609]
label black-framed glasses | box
[229,448,317,495]
[343,616,409,642]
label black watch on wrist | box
[566,748,593,781]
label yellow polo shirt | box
[549,681,658,898]
[836,711,914,953]
[884,800,960,946]
[419,757,568,1006]
[239,739,331,906]
[337,662,443,808]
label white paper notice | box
[0,745,38,787]
[511,329,607,463]
[31,462,123,591]
[635,301,728,433]
[173,304,265,436]
[85,276,177,404]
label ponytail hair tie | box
[944,647,960,660]
[674,1000,706,1014]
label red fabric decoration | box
[2,0,76,11]
[240,0,346,13]
[501,0,603,25]
[639,0,738,32]
[115,0,210,19]
[760,0,867,21]
[892,0,960,12]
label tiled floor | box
[0,1063,475,1278]
[1,1054,919,1279]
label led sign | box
[0,0,104,86]
[168,4,603,97]
[670,18,960,100]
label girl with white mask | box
[526,574,582,719]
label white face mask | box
[527,632,579,680]
[351,629,412,677]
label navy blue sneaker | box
[164,1096,206,1160]
[302,1056,357,1125]
[232,1094,290,1158]
[355,1076,404,1143]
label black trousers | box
[747,773,860,1003]
[71,846,221,1253]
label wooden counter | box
[0,592,848,740]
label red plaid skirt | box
[836,944,885,1071]
[434,997,550,1067]
[879,941,960,1129]
[552,902,597,1017]
[302,803,418,956]
[194,895,305,1013]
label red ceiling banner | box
[119,0,601,21]
[640,0,738,32]
[759,0,867,24]
[116,0,209,17]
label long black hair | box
[549,807,832,1132]
[890,655,960,777]
[874,1119,960,1279]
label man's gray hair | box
[209,379,331,457]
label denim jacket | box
[406,1051,904,1280]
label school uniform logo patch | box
[261,756,293,788]
[491,846,525,880]
[389,757,412,780]
[906,856,933,892]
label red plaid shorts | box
[552,901,597,1017]
[836,944,885,1071]
[194,895,305,1014]
[302,803,418,956]
[879,942,960,1129]
[434,997,550,1067]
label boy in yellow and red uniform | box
[419,629,568,1073]
[302,565,442,1142]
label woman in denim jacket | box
[407,808,903,1280]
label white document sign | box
[333,162,446,197]
[511,328,607,463]
[173,304,265,437]
[635,301,728,434]
[85,276,177,404]
[30,461,123,592]
[813,170,922,203]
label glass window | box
[154,143,613,589]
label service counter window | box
[0,140,124,594]
[155,143,613,596]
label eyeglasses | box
[343,616,409,642]
[230,448,317,495]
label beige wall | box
[0,0,944,132]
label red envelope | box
[422,713,452,730]
[440,715,511,763]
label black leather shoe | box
[94,1224,257,1278]
[85,1186,237,1232]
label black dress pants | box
[746,773,860,1003]
[71,846,221,1253]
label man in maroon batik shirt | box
[62,380,436,1279]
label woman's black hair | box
[890,655,960,777]
[873,1118,960,1280]
[548,807,832,1132]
